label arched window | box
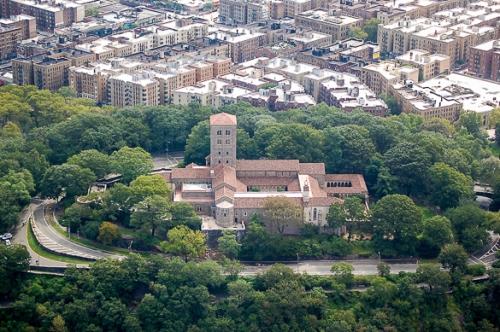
[318,211,322,222]
[313,208,317,220]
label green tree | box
[384,142,432,196]
[40,164,96,199]
[219,256,244,279]
[168,201,201,230]
[445,205,490,252]
[371,194,422,255]
[184,120,210,165]
[419,118,454,136]
[348,27,368,40]
[131,195,171,237]
[377,262,391,277]
[478,156,500,184]
[416,264,451,303]
[97,221,120,245]
[218,230,241,258]
[49,315,68,332]
[0,170,34,231]
[160,225,207,261]
[326,196,367,242]
[110,146,153,184]
[422,216,453,248]
[363,18,381,42]
[455,109,484,138]
[56,86,77,99]
[66,149,111,179]
[439,243,468,273]
[263,195,304,234]
[330,262,355,286]
[130,174,172,200]
[429,162,475,210]
[265,123,324,163]
[239,223,275,260]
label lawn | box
[417,204,437,222]
[489,142,500,157]
[27,223,90,264]
[351,240,375,256]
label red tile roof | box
[299,163,325,175]
[210,112,237,126]
[236,159,300,172]
[213,164,238,190]
[171,167,212,179]
[154,171,172,182]
[324,174,368,193]
[215,186,235,201]
[307,196,343,207]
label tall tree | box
[348,27,368,40]
[160,225,207,261]
[218,230,241,258]
[263,195,304,234]
[184,120,210,165]
[66,149,111,179]
[131,195,171,237]
[130,174,172,200]
[363,18,381,42]
[40,164,96,199]
[429,162,475,210]
[0,170,34,231]
[439,243,468,273]
[110,146,153,184]
[327,196,367,242]
[422,216,454,248]
[371,194,422,255]
[97,222,120,245]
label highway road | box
[241,260,418,276]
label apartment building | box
[361,62,419,96]
[216,29,266,63]
[396,50,451,80]
[302,68,337,101]
[189,61,214,82]
[390,80,463,122]
[33,56,71,91]
[0,26,20,60]
[108,72,160,107]
[12,56,34,85]
[247,2,268,24]
[288,31,332,50]
[284,0,311,18]
[240,84,316,111]
[269,1,285,19]
[69,63,111,103]
[378,15,499,64]
[206,56,232,77]
[0,0,84,31]
[468,39,500,80]
[219,0,248,24]
[0,14,35,40]
[294,9,363,41]
[152,18,209,46]
[319,73,388,117]
[172,79,230,106]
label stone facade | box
[159,113,369,233]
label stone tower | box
[210,112,237,168]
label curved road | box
[31,199,121,260]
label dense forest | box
[1,247,500,332]
[2,84,500,330]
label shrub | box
[466,264,486,277]
[81,221,101,240]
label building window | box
[226,130,230,135]
[244,212,247,216]
[226,139,230,144]
[197,206,202,212]
[217,139,222,144]
[313,208,317,220]
[217,130,222,135]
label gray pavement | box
[241,260,419,276]
[152,151,184,169]
[20,200,122,263]
[11,204,74,268]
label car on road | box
[0,233,12,240]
